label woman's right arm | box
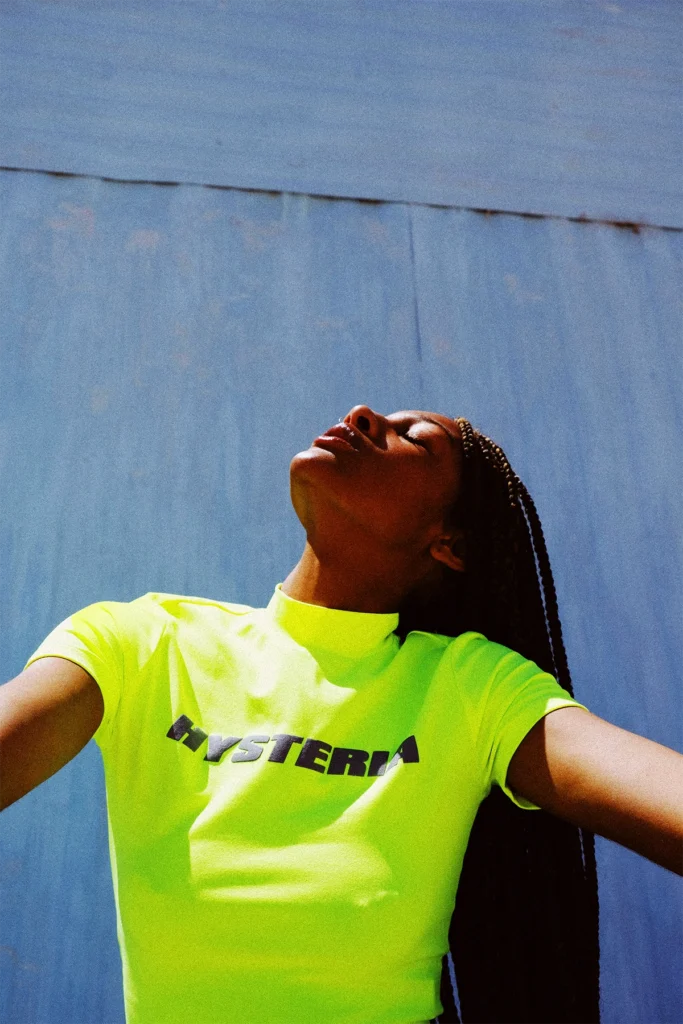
[0,657,104,811]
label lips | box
[312,422,364,452]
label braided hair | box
[397,418,600,1024]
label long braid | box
[400,418,600,1024]
[517,481,571,689]
[523,495,599,997]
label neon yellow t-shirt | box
[25,584,588,1024]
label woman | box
[1,404,681,1024]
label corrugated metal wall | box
[1,4,681,1024]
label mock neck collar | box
[265,583,399,659]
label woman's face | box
[290,404,465,565]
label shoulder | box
[132,592,255,618]
[401,626,520,666]
[120,592,257,638]
[65,592,256,645]
[438,633,572,719]
[444,630,526,678]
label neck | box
[281,541,418,613]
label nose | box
[344,404,383,443]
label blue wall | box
[1,1,681,225]
[0,4,681,1023]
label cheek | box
[367,477,443,542]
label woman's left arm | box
[507,707,683,875]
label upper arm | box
[0,657,104,811]
[507,706,683,874]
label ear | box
[429,530,466,574]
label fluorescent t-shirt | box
[25,584,588,1024]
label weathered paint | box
[0,1,681,226]
[0,168,680,1024]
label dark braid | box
[397,418,600,1024]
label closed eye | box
[403,431,426,448]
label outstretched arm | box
[507,706,683,875]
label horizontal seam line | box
[0,163,680,232]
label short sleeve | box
[24,601,125,749]
[450,633,589,810]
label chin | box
[289,447,348,517]
[290,446,336,475]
